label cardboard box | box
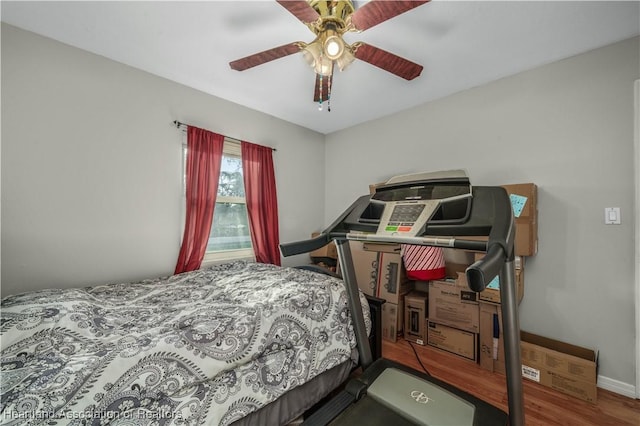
[309,232,338,260]
[477,270,524,305]
[444,262,470,280]
[479,302,506,374]
[346,242,413,303]
[514,221,538,257]
[427,321,478,361]
[404,291,428,345]
[369,181,387,195]
[521,331,598,403]
[502,183,538,256]
[349,243,379,297]
[428,278,479,333]
[502,183,537,221]
[382,300,404,342]
[472,253,525,305]
[443,249,475,279]
[376,251,413,304]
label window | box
[183,139,254,263]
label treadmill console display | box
[377,200,440,237]
[373,173,472,237]
[389,204,425,222]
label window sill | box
[201,250,255,268]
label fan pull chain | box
[318,74,323,111]
[327,73,332,112]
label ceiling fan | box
[229,0,430,110]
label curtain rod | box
[173,120,276,152]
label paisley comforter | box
[0,261,370,425]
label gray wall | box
[325,37,639,388]
[1,24,325,296]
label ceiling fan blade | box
[229,43,301,71]
[350,0,430,31]
[354,42,423,80]
[313,73,333,103]
[276,0,320,24]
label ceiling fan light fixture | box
[335,46,355,71]
[315,55,333,76]
[302,41,322,67]
[302,39,333,76]
[324,33,344,60]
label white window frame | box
[182,137,255,267]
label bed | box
[0,261,374,425]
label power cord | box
[408,340,430,375]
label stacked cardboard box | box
[427,321,478,361]
[382,301,403,342]
[404,291,428,345]
[429,275,479,334]
[309,232,338,260]
[349,182,538,365]
[426,275,480,361]
[521,331,598,403]
[350,246,379,297]
[347,241,413,342]
[415,233,529,365]
[308,232,339,274]
[474,253,525,305]
[502,183,538,256]
[369,182,387,195]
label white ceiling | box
[2,1,639,134]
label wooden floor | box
[382,339,640,426]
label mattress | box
[0,261,371,425]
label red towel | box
[401,245,446,281]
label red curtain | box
[241,141,281,266]
[174,126,224,274]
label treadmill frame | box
[282,185,525,426]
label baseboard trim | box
[598,375,637,399]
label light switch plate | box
[604,207,621,225]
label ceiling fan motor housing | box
[308,0,355,22]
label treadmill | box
[280,170,525,426]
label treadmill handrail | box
[280,233,330,257]
[280,195,370,258]
[343,232,488,251]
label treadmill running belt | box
[367,368,475,425]
[308,359,509,426]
